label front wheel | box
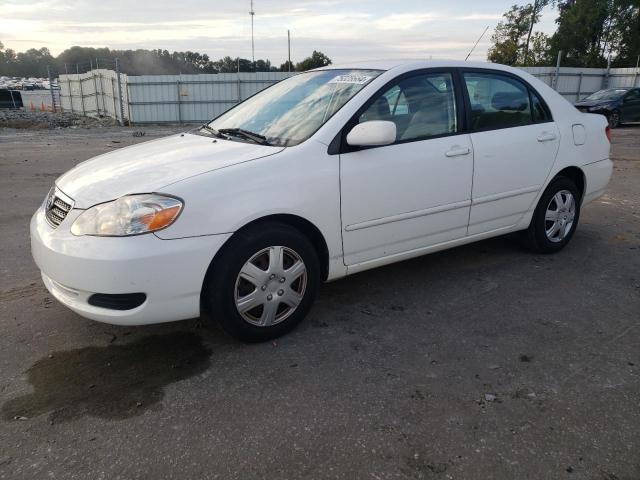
[202,223,320,342]
[523,177,581,253]
[608,110,621,128]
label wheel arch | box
[202,214,331,295]
[554,166,586,201]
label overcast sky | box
[2,0,559,64]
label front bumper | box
[30,208,231,325]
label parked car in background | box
[575,87,640,128]
[31,60,612,342]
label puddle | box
[2,332,211,422]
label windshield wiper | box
[199,124,229,139]
[217,128,271,145]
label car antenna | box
[465,26,489,61]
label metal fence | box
[55,66,640,125]
[126,72,294,124]
[521,66,640,103]
[20,90,61,111]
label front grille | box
[45,188,74,228]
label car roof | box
[313,59,518,72]
[310,58,586,125]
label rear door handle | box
[537,132,557,142]
[445,146,471,157]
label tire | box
[608,110,621,128]
[523,177,581,254]
[202,222,320,342]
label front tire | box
[523,177,581,254]
[608,110,621,128]
[203,222,320,342]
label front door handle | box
[537,132,557,142]
[445,146,471,157]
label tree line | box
[0,43,332,77]
[488,0,639,67]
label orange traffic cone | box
[40,102,46,112]
[30,101,35,112]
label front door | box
[461,70,560,235]
[339,71,473,266]
[621,89,640,122]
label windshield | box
[207,69,382,146]
[584,89,628,101]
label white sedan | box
[31,60,612,342]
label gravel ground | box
[0,124,639,479]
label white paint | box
[346,120,396,147]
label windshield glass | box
[584,89,628,101]
[207,69,382,146]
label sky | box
[1,0,559,64]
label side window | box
[383,86,409,116]
[463,72,532,130]
[625,90,640,102]
[531,90,551,123]
[358,72,458,142]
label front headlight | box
[71,194,183,236]
[588,105,606,112]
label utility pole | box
[47,65,56,113]
[250,0,255,70]
[603,54,611,89]
[287,30,291,72]
[115,58,125,126]
[553,50,562,90]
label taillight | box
[605,126,612,142]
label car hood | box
[56,133,285,208]
[574,100,612,108]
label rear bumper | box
[30,208,231,325]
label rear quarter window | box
[530,90,551,123]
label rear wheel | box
[523,177,581,253]
[203,223,320,342]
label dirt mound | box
[0,111,119,129]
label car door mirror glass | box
[346,121,397,147]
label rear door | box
[339,70,473,266]
[461,70,560,235]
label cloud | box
[374,13,441,30]
[459,13,502,21]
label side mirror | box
[346,121,396,147]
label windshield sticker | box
[329,74,372,85]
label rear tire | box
[202,222,320,342]
[523,177,581,254]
